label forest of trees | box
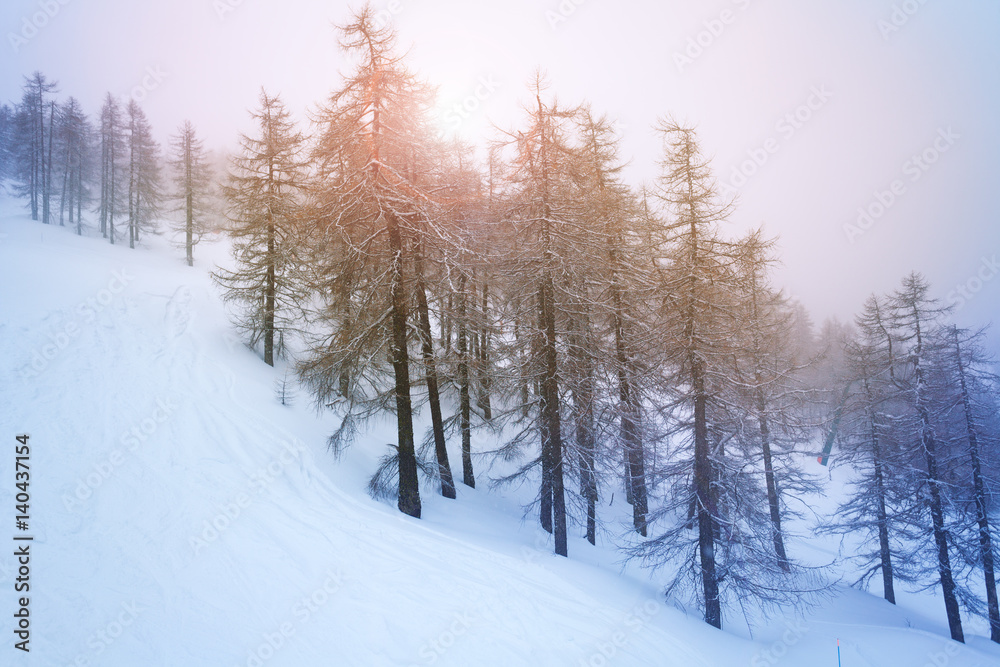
[0,72,219,261]
[3,4,999,640]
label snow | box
[2,198,1000,666]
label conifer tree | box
[820,295,912,604]
[490,78,600,557]
[299,5,440,518]
[125,99,161,248]
[946,325,1000,642]
[55,97,91,233]
[575,108,653,541]
[643,120,738,627]
[99,93,125,242]
[0,104,13,189]
[214,90,308,366]
[13,72,58,221]
[169,120,213,266]
[889,273,964,642]
[634,120,819,628]
[727,230,818,572]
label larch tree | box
[727,229,819,573]
[888,272,964,642]
[820,295,913,604]
[299,5,441,518]
[0,104,15,191]
[168,120,213,266]
[13,72,58,221]
[640,119,739,628]
[944,325,1000,642]
[640,129,825,627]
[125,99,161,248]
[490,78,598,558]
[55,97,91,233]
[435,141,490,491]
[213,90,309,366]
[575,108,654,541]
[98,93,125,242]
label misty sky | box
[3,0,999,351]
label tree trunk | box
[909,315,963,642]
[612,278,647,536]
[870,418,895,604]
[75,164,82,236]
[413,245,456,499]
[569,317,597,545]
[386,212,420,519]
[477,279,493,420]
[694,362,721,628]
[99,129,107,236]
[29,107,38,221]
[442,292,452,355]
[954,332,999,642]
[457,273,475,488]
[540,271,567,557]
[59,139,70,227]
[759,406,789,571]
[922,419,964,642]
[43,102,54,225]
[185,190,193,266]
[264,214,275,366]
[128,127,136,249]
[538,289,553,535]
[108,137,116,245]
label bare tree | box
[168,120,213,266]
[889,273,964,642]
[946,325,1000,642]
[125,99,161,248]
[820,295,914,604]
[13,73,58,222]
[213,90,309,366]
[299,5,441,518]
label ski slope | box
[2,198,1000,666]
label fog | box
[3,0,998,351]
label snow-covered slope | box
[2,200,999,666]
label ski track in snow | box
[2,204,1000,666]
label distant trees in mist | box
[0,71,221,261]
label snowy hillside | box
[2,198,1000,667]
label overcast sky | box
[3,0,999,351]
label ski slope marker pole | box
[837,638,841,667]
